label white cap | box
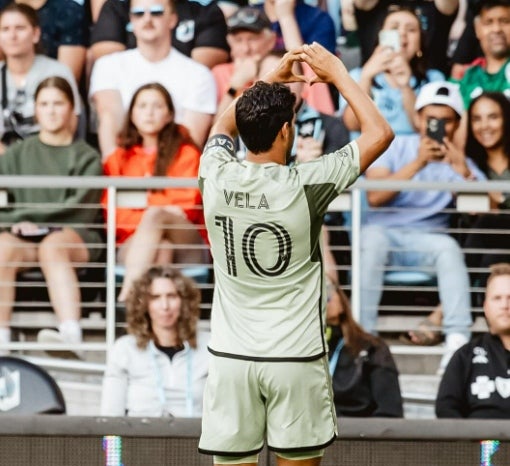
[414,81,464,117]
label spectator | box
[353,0,459,75]
[451,0,510,109]
[212,7,276,118]
[260,0,337,113]
[0,3,81,153]
[0,0,88,82]
[0,76,102,358]
[436,263,510,418]
[90,0,229,69]
[89,0,217,158]
[102,83,208,302]
[341,6,445,137]
[101,266,209,417]
[360,81,485,374]
[262,0,336,54]
[326,273,404,417]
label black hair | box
[466,92,510,175]
[235,81,296,154]
[471,0,510,16]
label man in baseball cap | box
[359,80,486,375]
[212,7,276,109]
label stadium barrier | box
[0,416,508,465]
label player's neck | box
[246,149,285,165]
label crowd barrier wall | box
[0,416,508,465]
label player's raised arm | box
[300,42,394,172]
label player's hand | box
[262,49,307,84]
[298,42,347,85]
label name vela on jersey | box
[224,189,270,209]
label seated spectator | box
[101,266,209,417]
[102,83,207,302]
[353,0,459,75]
[89,0,217,158]
[90,0,229,69]
[341,6,445,137]
[326,273,404,417]
[0,0,88,82]
[0,76,103,358]
[360,81,485,373]
[0,3,81,153]
[451,0,510,109]
[436,263,510,418]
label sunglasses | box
[130,4,166,18]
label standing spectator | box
[197,43,393,464]
[436,263,510,418]
[341,6,444,136]
[0,76,102,358]
[0,0,88,82]
[90,0,229,69]
[360,81,485,374]
[451,0,510,108]
[102,83,208,302]
[101,266,210,417]
[0,3,81,153]
[326,273,404,418]
[89,0,217,158]
[353,0,459,75]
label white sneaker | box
[437,333,469,376]
[37,329,83,360]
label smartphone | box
[378,29,401,52]
[426,117,446,144]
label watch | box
[227,87,237,98]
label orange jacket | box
[102,144,205,244]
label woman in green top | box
[0,76,102,358]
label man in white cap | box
[359,81,486,374]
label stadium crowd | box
[0,0,509,425]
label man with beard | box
[452,0,510,108]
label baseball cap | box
[227,7,272,33]
[415,82,464,117]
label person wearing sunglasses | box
[89,0,217,159]
[90,0,229,69]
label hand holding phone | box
[378,29,401,52]
[426,117,446,144]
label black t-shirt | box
[90,0,229,57]
[354,0,458,74]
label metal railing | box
[0,176,507,361]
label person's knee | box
[0,233,25,263]
[361,225,389,256]
[140,206,166,226]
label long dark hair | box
[377,6,429,86]
[466,92,510,175]
[117,82,196,177]
[327,274,379,356]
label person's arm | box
[90,0,128,61]
[100,341,128,416]
[299,43,394,172]
[352,0,379,11]
[90,41,126,62]
[58,46,87,83]
[182,110,213,150]
[91,0,107,23]
[93,90,124,159]
[435,349,468,418]
[435,0,459,16]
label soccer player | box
[198,42,394,466]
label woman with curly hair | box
[100,266,210,417]
[102,82,208,302]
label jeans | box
[360,224,472,339]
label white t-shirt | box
[89,47,217,121]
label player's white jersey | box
[199,135,360,361]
